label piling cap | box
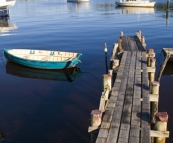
[150,58,156,62]
[119,49,124,53]
[155,112,168,122]
[147,48,154,53]
[117,39,122,43]
[138,30,141,34]
[152,81,160,86]
[91,110,102,118]
[102,74,112,79]
[113,59,119,63]
[141,36,145,39]
[104,43,108,52]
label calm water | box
[0,0,173,142]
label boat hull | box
[0,0,16,8]
[0,9,9,17]
[67,0,89,2]
[4,49,82,69]
[115,1,156,7]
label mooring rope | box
[156,50,163,61]
[79,55,103,65]
[81,71,102,85]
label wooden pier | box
[88,31,170,143]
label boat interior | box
[8,49,79,61]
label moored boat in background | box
[4,49,82,69]
[0,0,16,8]
[115,0,156,7]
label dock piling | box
[151,81,160,124]
[154,112,168,143]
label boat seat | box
[42,55,52,61]
[23,54,32,59]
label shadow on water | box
[6,62,82,82]
[6,61,82,82]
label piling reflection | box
[117,7,155,14]
[0,16,17,36]
[166,10,169,26]
[6,62,82,82]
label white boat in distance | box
[115,0,156,7]
[0,0,16,8]
[67,0,89,2]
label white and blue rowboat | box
[4,49,82,69]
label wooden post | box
[137,30,142,41]
[112,59,119,70]
[154,112,168,143]
[147,48,155,67]
[104,43,108,74]
[110,43,118,60]
[91,110,102,127]
[120,31,123,38]
[151,81,160,123]
[102,74,112,91]
[108,69,113,89]
[157,52,171,82]
[117,39,122,50]
[149,58,156,82]
[118,48,124,60]
[147,48,154,55]
[141,36,146,48]
[108,69,113,76]
[166,0,170,10]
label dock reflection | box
[117,7,155,14]
[6,62,82,82]
[0,16,17,36]
[163,62,173,76]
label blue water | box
[0,0,173,142]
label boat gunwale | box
[3,48,82,63]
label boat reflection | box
[67,1,90,13]
[6,62,82,82]
[0,16,17,36]
[117,7,155,14]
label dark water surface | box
[0,0,173,142]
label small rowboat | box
[3,49,82,69]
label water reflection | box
[67,1,90,13]
[0,16,17,36]
[6,62,82,82]
[117,7,155,14]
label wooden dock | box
[89,31,170,143]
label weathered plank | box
[127,37,138,51]
[106,52,132,143]
[134,36,146,51]
[141,52,150,143]
[141,127,151,143]
[121,36,129,51]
